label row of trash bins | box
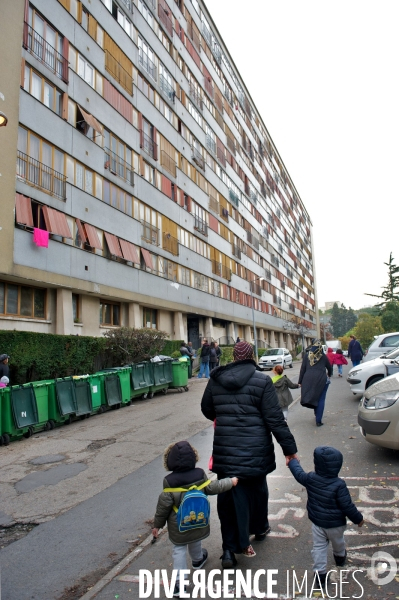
[0,359,189,446]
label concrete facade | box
[0,0,317,351]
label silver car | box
[258,348,293,371]
[363,332,399,362]
[358,371,399,450]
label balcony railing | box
[209,195,219,214]
[232,244,242,260]
[119,0,133,13]
[104,148,134,186]
[141,130,157,158]
[159,74,175,102]
[228,189,240,207]
[249,189,258,204]
[141,220,159,245]
[206,134,216,155]
[163,232,179,256]
[201,22,211,46]
[17,150,66,200]
[23,23,67,82]
[194,214,208,236]
[265,269,271,281]
[246,231,259,250]
[189,83,203,111]
[138,48,157,80]
[160,150,176,177]
[192,147,205,170]
[250,282,262,296]
[219,205,229,222]
[158,5,173,37]
[211,260,232,281]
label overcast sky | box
[205,0,398,310]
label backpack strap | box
[163,480,211,513]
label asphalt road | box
[1,362,398,599]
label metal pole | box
[251,282,258,363]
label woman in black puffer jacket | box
[201,341,298,567]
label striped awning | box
[77,106,103,135]
[141,248,154,270]
[104,232,123,258]
[119,239,140,264]
[84,223,102,249]
[75,218,87,244]
[15,193,34,227]
[42,205,72,238]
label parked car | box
[358,371,399,450]
[363,332,399,362]
[347,347,399,394]
[258,348,293,370]
[343,350,348,357]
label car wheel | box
[289,363,293,368]
[365,375,384,389]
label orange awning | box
[42,205,72,238]
[104,232,123,258]
[15,193,34,227]
[77,105,103,135]
[119,239,140,264]
[141,248,154,270]
[75,218,87,244]
[84,223,102,249]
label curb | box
[79,529,168,600]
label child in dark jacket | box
[333,349,348,377]
[288,446,363,589]
[152,441,237,597]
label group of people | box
[180,339,222,380]
[153,340,363,596]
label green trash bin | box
[148,359,173,398]
[55,378,78,417]
[47,379,70,426]
[171,360,189,391]
[130,362,151,400]
[0,386,30,444]
[103,374,122,407]
[11,385,39,431]
[88,373,106,414]
[73,378,92,416]
[29,381,52,431]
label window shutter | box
[15,194,33,227]
[208,214,218,233]
[42,206,72,238]
[104,232,123,258]
[161,175,172,198]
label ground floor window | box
[72,294,80,322]
[100,301,120,326]
[143,308,157,329]
[0,281,46,318]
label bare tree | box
[283,316,311,357]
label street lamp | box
[250,276,263,363]
[0,112,8,127]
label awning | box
[75,218,87,244]
[119,239,140,264]
[42,205,72,238]
[77,105,103,135]
[84,223,102,249]
[141,248,154,270]
[15,193,33,227]
[104,231,123,258]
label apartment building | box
[0,0,318,350]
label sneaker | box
[220,549,237,569]
[192,549,208,569]
[334,550,347,567]
[173,581,180,597]
[242,544,256,557]
[254,526,271,541]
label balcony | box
[271,255,279,267]
[105,51,133,93]
[159,74,175,102]
[141,220,159,245]
[201,21,211,46]
[192,147,205,170]
[226,135,236,155]
[209,195,219,214]
[194,214,208,236]
[281,281,286,290]
[206,134,216,155]
[246,231,259,250]
[219,204,229,222]
[187,21,201,51]
[250,281,262,296]
[119,0,133,12]
[204,77,214,99]
[232,244,242,260]
[138,48,157,80]
[163,232,179,256]
[104,148,134,186]
[141,130,157,159]
[265,269,271,281]
[217,145,226,168]
[249,189,258,205]
[160,150,176,177]
[289,303,295,312]
[158,4,173,37]
[228,189,240,207]
[189,83,203,111]
[17,150,66,200]
[23,23,67,82]
[211,260,232,281]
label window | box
[74,162,93,194]
[159,63,174,102]
[72,294,80,322]
[380,334,399,348]
[99,301,120,326]
[104,129,134,186]
[78,54,94,87]
[193,273,208,292]
[0,281,46,319]
[143,161,156,185]
[143,308,157,329]
[26,7,66,80]
[138,0,154,29]
[117,8,133,38]
[205,125,216,155]
[179,266,191,286]
[23,64,62,115]
[138,37,157,80]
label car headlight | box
[364,391,399,410]
[350,369,362,377]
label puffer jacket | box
[273,375,299,408]
[201,359,297,478]
[326,348,335,364]
[153,441,233,545]
[288,446,363,528]
[333,353,348,366]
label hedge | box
[161,340,184,356]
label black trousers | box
[217,474,269,553]
[187,359,192,378]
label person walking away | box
[0,355,10,380]
[348,335,364,367]
[299,340,332,427]
[271,365,300,421]
[326,347,335,375]
[197,339,210,379]
[215,342,222,367]
[209,342,218,372]
[334,349,348,377]
[152,441,237,597]
[201,341,298,567]
[288,446,363,591]
[180,343,192,379]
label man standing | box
[197,339,210,379]
[348,335,364,367]
[0,355,10,380]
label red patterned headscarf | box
[233,341,254,361]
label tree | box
[283,316,311,356]
[353,314,384,350]
[365,252,399,308]
[103,327,169,365]
[320,322,333,342]
[338,336,351,351]
[330,303,357,338]
[346,307,358,331]
[380,301,399,333]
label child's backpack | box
[163,480,211,532]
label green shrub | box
[170,350,181,359]
[220,346,234,365]
[161,340,184,356]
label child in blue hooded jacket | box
[288,446,364,589]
